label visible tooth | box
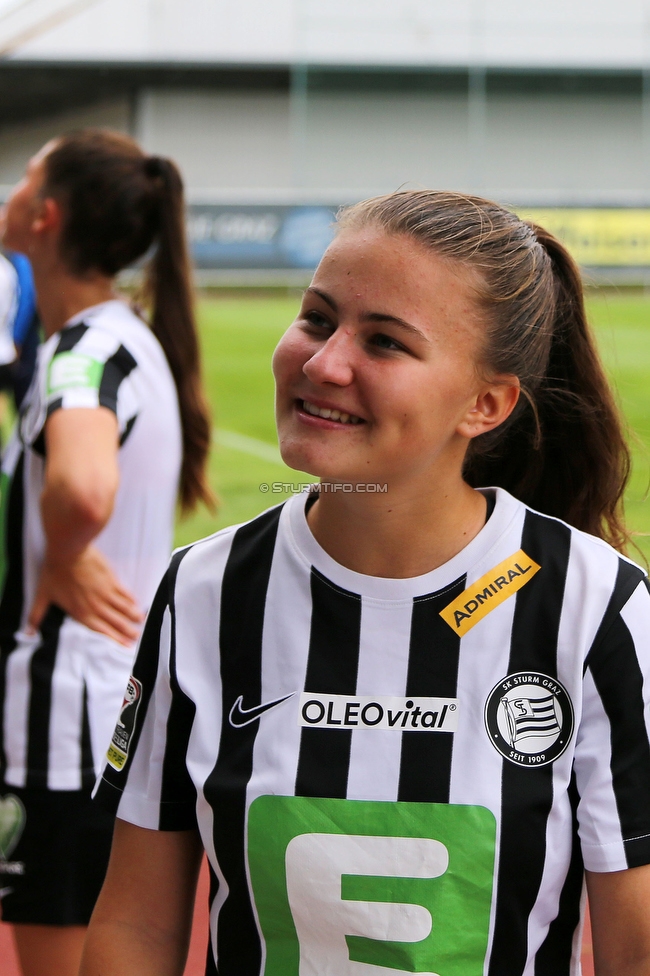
[303,400,362,424]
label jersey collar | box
[285,486,524,604]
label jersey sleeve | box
[574,570,650,872]
[46,323,139,440]
[93,550,198,830]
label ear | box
[457,375,520,440]
[31,196,62,238]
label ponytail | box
[143,156,214,514]
[464,228,631,551]
[339,191,631,551]
[43,130,214,515]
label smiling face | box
[272,227,519,492]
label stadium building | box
[0,0,649,281]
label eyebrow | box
[307,287,338,311]
[363,312,428,342]
[306,287,428,343]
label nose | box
[303,327,356,387]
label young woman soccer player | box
[0,130,211,976]
[86,191,650,976]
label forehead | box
[312,227,484,338]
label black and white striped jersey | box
[96,488,650,976]
[0,299,182,791]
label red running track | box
[1,859,595,975]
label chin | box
[278,442,349,483]
[277,441,321,478]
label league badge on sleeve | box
[484,671,574,767]
[106,676,143,771]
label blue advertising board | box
[181,203,650,286]
[187,205,338,269]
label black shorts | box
[0,781,115,925]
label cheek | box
[4,193,29,241]
[272,329,309,393]
[400,358,479,426]
[271,335,292,390]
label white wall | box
[135,91,291,193]
[481,95,644,202]
[133,87,647,205]
[0,78,643,207]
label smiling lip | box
[299,399,364,425]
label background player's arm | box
[80,819,203,976]
[28,406,142,644]
[587,864,650,975]
[42,406,119,556]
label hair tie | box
[144,156,165,179]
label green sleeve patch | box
[47,352,103,395]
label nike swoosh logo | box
[0,887,14,898]
[229,693,295,728]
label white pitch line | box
[215,429,285,466]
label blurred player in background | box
[0,248,40,425]
[0,129,212,976]
[6,250,40,409]
[0,250,18,398]
[0,250,28,448]
[0,254,18,364]
[85,191,650,976]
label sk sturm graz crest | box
[484,672,574,767]
[106,676,143,771]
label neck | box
[31,256,116,338]
[307,472,488,578]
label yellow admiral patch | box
[440,549,541,636]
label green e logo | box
[247,796,496,976]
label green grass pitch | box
[175,293,650,564]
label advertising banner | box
[187,205,337,270]
[186,204,650,272]
[518,209,650,267]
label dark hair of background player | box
[42,128,212,514]
[340,190,630,552]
